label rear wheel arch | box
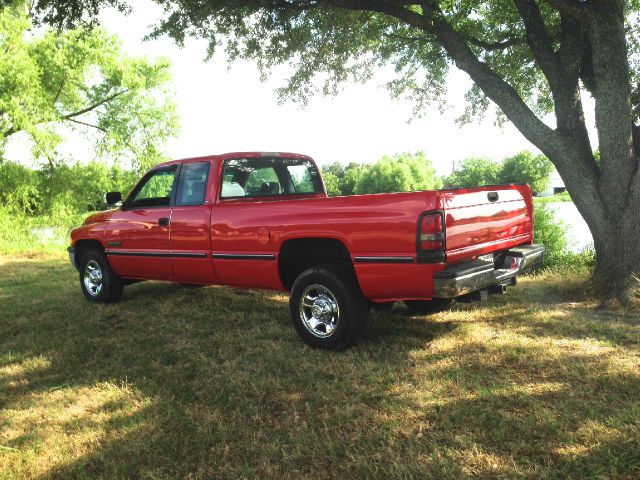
[278,237,358,290]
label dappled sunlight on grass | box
[0,258,638,478]
[1,379,153,479]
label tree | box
[447,151,554,193]
[0,6,178,172]
[322,161,369,196]
[445,157,501,188]
[500,151,554,194]
[355,151,442,194]
[24,0,640,301]
[321,170,342,196]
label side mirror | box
[105,191,122,207]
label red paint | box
[70,152,535,301]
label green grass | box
[533,191,572,204]
[1,256,639,479]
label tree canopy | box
[445,157,501,189]
[355,151,442,194]
[445,151,554,193]
[322,161,369,196]
[500,151,554,194]
[0,6,178,171]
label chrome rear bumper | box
[433,244,545,298]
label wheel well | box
[279,238,355,290]
[74,239,104,268]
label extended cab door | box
[211,156,324,289]
[106,165,177,280]
[169,160,217,284]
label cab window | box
[175,162,210,206]
[220,157,322,199]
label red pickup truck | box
[69,152,544,350]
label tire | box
[289,267,369,351]
[79,248,124,303]
[404,298,454,314]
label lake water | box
[546,202,593,252]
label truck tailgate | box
[441,185,533,263]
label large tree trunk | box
[591,206,640,304]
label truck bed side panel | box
[210,191,439,294]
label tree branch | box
[52,78,66,105]
[466,35,523,51]
[543,0,590,24]
[513,0,561,84]
[65,117,108,133]
[329,1,560,147]
[61,89,129,120]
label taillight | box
[419,213,444,250]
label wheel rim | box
[83,260,103,297]
[299,284,340,338]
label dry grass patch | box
[0,258,638,479]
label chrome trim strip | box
[353,256,414,264]
[212,253,276,260]
[106,250,207,258]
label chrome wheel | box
[299,284,340,338]
[83,260,103,297]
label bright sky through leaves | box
[4,0,596,177]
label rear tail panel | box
[440,185,533,264]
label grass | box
[1,255,639,479]
[533,191,572,205]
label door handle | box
[158,217,170,227]
[487,192,499,202]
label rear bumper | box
[433,244,545,298]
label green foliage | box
[533,191,571,205]
[533,204,568,268]
[444,157,501,188]
[0,6,178,171]
[0,161,41,213]
[446,151,554,194]
[355,152,442,194]
[322,162,369,196]
[0,160,137,216]
[500,151,554,194]
[322,171,341,197]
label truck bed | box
[210,184,534,301]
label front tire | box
[79,249,124,303]
[289,267,369,350]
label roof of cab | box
[154,151,314,168]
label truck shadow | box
[1,258,638,478]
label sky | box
[5,0,595,180]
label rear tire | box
[79,249,124,303]
[404,298,454,314]
[289,267,369,350]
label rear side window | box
[220,157,323,199]
[176,162,210,206]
